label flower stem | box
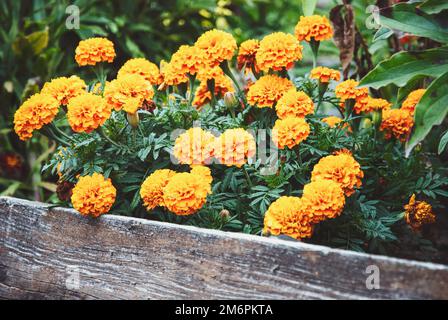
[242,165,253,188]
[188,74,196,106]
[98,127,122,149]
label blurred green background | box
[1,0,382,201]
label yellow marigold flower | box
[263,196,313,240]
[247,75,294,108]
[75,37,115,66]
[322,116,343,128]
[190,165,213,188]
[380,109,414,141]
[173,127,216,165]
[117,58,162,85]
[67,93,111,133]
[335,80,368,103]
[256,32,303,72]
[237,39,259,72]
[41,76,87,106]
[310,66,340,83]
[354,96,391,114]
[195,29,237,67]
[311,153,364,197]
[404,194,436,230]
[215,128,256,167]
[163,172,211,215]
[71,173,116,217]
[140,169,177,211]
[14,93,60,141]
[276,89,314,119]
[401,89,426,115]
[104,74,154,114]
[302,180,345,223]
[272,117,310,149]
[294,15,333,42]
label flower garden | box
[1,0,448,268]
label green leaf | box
[379,3,448,43]
[359,46,448,89]
[301,0,317,16]
[418,0,448,14]
[373,27,394,42]
[406,71,448,156]
[438,131,448,154]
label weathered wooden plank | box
[0,196,447,300]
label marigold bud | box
[224,92,237,109]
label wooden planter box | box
[1,196,447,300]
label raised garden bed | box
[1,196,447,299]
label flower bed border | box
[1,196,447,300]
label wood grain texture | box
[1,196,447,300]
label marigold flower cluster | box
[354,96,391,114]
[71,173,117,217]
[140,169,177,210]
[404,194,436,230]
[117,58,162,85]
[272,117,310,149]
[193,74,234,108]
[275,89,314,119]
[294,15,333,42]
[247,75,294,108]
[255,32,303,72]
[237,39,259,73]
[173,127,216,165]
[380,109,414,141]
[41,76,87,106]
[67,93,111,133]
[104,74,154,114]
[14,93,60,140]
[75,37,115,66]
[401,89,426,115]
[310,67,340,83]
[311,153,364,197]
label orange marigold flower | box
[335,80,368,103]
[140,169,177,211]
[237,39,259,73]
[401,89,426,115]
[380,109,414,141]
[117,58,162,85]
[214,128,256,167]
[354,96,391,114]
[14,93,60,141]
[162,45,205,87]
[263,196,313,240]
[71,173,116,217]
[256,32,303,72]
[247,75,294,108]
[173,127,216,165]
[163,172,211,215]
[41,76,87,106]
[190,165,213,189]
[311,153,364,197]
[75,37,115,66]
[322,116,343,128]
[404,194,436,230]
[272,117,310,149]
[67,93,111,133]
[195,29,237,67]
[310,66,340,83]
[104,74,154,114]
[302,180,345,223]
[294,15,333,42]
[193,71,234,108]
[276,89,314,119]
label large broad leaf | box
[418,0,448,15]
[359,46,448,89]
[301,0,317,16]
[405,71,448,156]
[379,3,448,43]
